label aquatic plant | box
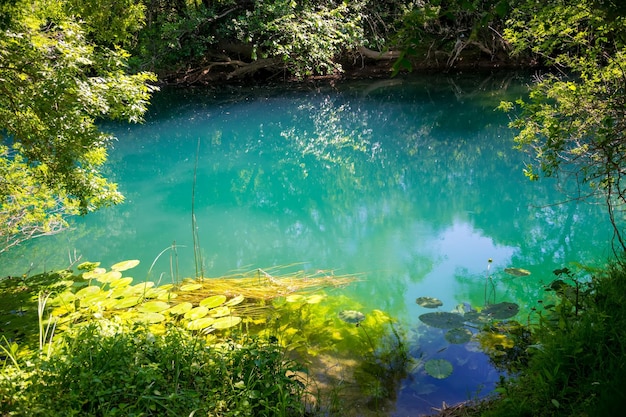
[416,296,443,308]
[424,359,454,379]
[1,259,408,416]
[414,282,523,381]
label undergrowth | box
[1,323,307,416]
[483,264,626,417]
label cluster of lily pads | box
[48,260,244,336]
[414,294,521,379]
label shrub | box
[1,322,307,416]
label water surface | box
[1,74,612,415]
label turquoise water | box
[1,74,613,414]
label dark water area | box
[1,73,613,415]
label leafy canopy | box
[0,0,156,253]
[500,0,626,251]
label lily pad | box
[134,312,165,324]
[186,317,216,331]
[51,291,76,305]
[338,310,365,325]
[143,288,168,299]
[82,268,106,280]
[75,285,101,299]
[209,306,231,318]
[306,294,325,304]
[224,295,245,307]
[286,294,305,303]
[158,284,175,291]
[482,302,519,319]
[96,270,122,284]
[199,295,227,309]
[130,282,155,294]
[184,306,209,320]
[463,310,485,324]
[165,302,193,315]
[424,359,453,379]
[179,283,203,292]
[504,267,531,277]
[445,328,472,344]
[137,301,170,313]
[113,297,142,309]
[212,316,242,329]
[77,262,100,271]
[416,296,443,308]
[157,291,177,302]
[419,312,466,329]
[109,277,134,288]
[111,260,140,272]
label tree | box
[0,0,156,254]
[392,0,514,72]
[134,0,368,82]
[499,0,626,252]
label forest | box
[1,0,626,416]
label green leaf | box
[75,285,101,299]
[186,317,216,331]
[165,302,193,316]
[504,267,531,277]
[109,277,134,288]
[224,295,245,307]
[111,260,140,272]
[179,283,203,292]
[134,312,166,323]
[212,316,242,330]
[209,306,231,318]
[137,301,170,313]
[338,310,365,325]
[482,302,519,319]
[416,296,443,308]
[113,297,142,309]
[96,270,122,283]
[445,328,472,344]
[199,295,227,309]
[184,306,209,320]
[419,312,466,329]
[424,359,453,379]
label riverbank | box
[157,49,536,87]
[430,262,626,417]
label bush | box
[485,265,626,417]
[1,323,307,416]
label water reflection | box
[0,74,613,415]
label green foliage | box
[232,1,363,77]
[0,260,411,416]
[64,0,146,46]
[261,293,411,412]
[500,0,626,250]
[1,323,307,416]
[0,0,156,253]
[484,266,626,417]
[393,0,513,71]
[136,0,365,78]
[0,147,78,254]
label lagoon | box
[1,73,612,415]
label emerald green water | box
[1,74,612,413]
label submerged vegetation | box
[0,261,415,416]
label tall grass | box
[191,137,204,278]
